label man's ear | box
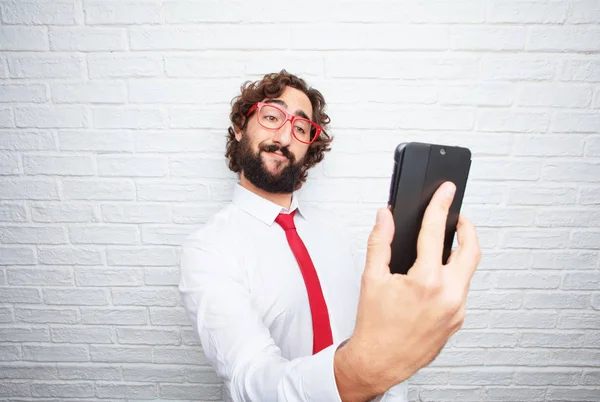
[234,127,242,142]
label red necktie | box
[275,210,333,354]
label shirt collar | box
[232,183,307,226]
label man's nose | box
[272,120,293,147]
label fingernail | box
[444,182,456,199]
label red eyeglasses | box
[246,102,322,144]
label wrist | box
[334,339,386,400]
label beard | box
[237,134,304,194]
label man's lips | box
[263,150,289,161]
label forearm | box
[333,341,384,402]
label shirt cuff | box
[299,341,344,402]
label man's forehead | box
[263,88,313,119]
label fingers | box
[415,182,456,270]
[451,214,481,281]
[364,208,395,278]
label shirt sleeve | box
[178,240,344,402]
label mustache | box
[260,144,295,162]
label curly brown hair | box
[226,70,333,188]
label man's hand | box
[334,182,481,401]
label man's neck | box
[239,173,293,210]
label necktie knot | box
[275,210,296,231]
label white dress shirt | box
[179,184,409,401]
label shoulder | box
[181,203,241,255]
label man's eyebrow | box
[264,99,311,120]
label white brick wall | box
[0,0,599,401]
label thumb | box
[365,207,395,277]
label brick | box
[123,365,186,382]
[419,386,481,401]
[453,331,518,348]
[0,56,6,78]
[491,311,557,328]
[326,53,479,80]
[44,288,108,305]
[509,185,576,206]
[438,83,513,107]
[558,312,600,329]
[579,187,600,205]
[322,152,395,178]
[490,0,568,23]
[292,24,449,51]
[587,136,600,156]
[186,367,221,383]
[0,344,20,361]
[169,105,228,129]
[0,306,13,323]
[150,307,191,326]
[15,307,78,324]
[38,246,103,265]
[0,364,57,379]
[1,0,77,24]
[462,206,534,227]
[562,271,600,290]
[0,83,47,103]
[546,388,600,401]
[136,181,210,202]
[0,26,48,51]
[51,81,126,104]
[542,162,600,182]
[144,266,179,286]
[88,54,164,78]
[153,346,210,365]
[0,153,21,175]
[134,131,224,153]
[112,288,179,306]
[85,0,162,24]
[319,80,437,105]
[172,204,228,224]
[536,209,600,227]
[0,287,40,303]
[482,56,556,81]
[477,110,549,133]
[449,368,514,385]
[32,382,95,397]
[49,27,126,51]
[116,328,181,345]
[529,27,600,52]
[524,292,590,309]
[430,349,485,367]
[0,381,30,397]
[514,368,580,386]
[81,307,147,325]
[69,225,139,245]
[518,83,592,108]
[166,54,244,78]
[23,345,89,362]
[569,0,600,23]
[0,130,55,151]
[160,383,222,400]
[58,364,121,380]
[496,272,561,289]
[467,291,522,309]
[470,159,541,181]
[165,1,241,23]
[129,78,237,104]
[403,0,486,22]
[95,383,157,399]
[101,203,170,223]
[533,250,598,269]
[31,202,99,223]
[478,250,530,270]
[0,247,37,265]
[582,370,600,385]
[63,179,135,200]
[7,54,84,79]
[92,107,165,129]
[76,267,143,286]
[141,225,196,246]
[130,25,288,51]
[462,182,506,205]
[107,246,176,266]
[513,135,585,156]
[59,130,133,152]
[181,329,201,346]
[562,59,600,82]
[0,107,14,127]
[450,26,525,51]
[7,267,73,286]
[502,229,569,249]
[551,111,600,133]
[97,155,167,177]
[484,387,546,401]
[51,326,112,343]
[90,346,152,363]
[15,106,87,129]
[23,155,94,176]
[487,349,552,365]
